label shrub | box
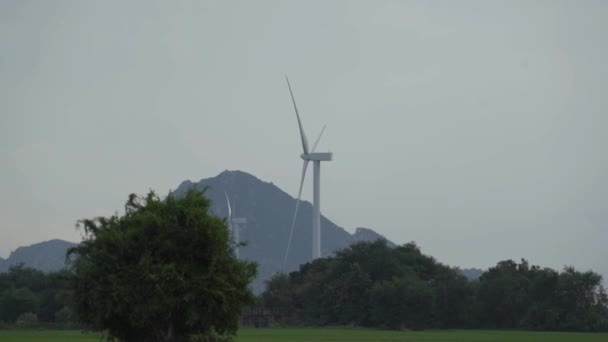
[15,312,38,328]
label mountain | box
[174,170,394,293]
[0,239,76,273]
[0,171,394,292]
[352,227,395,246]
[0,171,485,292]
[461,268,484,280]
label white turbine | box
[283,76,333,269]
[225,192,246,259]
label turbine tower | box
[283,76,333,268]
[225,192,246,259]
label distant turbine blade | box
[283,159,309,270]
[225,192,232,220]
[311,125,326,153]
[286,76,309,155]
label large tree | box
[262,240,473,330]
[69,189,256,342]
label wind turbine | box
[225,192,246,259]
[283,76,333,268]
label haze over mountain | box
[0,239,76,273]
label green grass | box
[0,330,100,341]
[237,328,608,342]
[1,328,607,341]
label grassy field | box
[1,328,607,341]
[238,328,608,342]
[0,330,99,342]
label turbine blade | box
[311,124,326,153]
[286,76,309,155]
[283,159,309,270]
[224,192,232,220]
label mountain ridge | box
[0,239,76,273]
[174,170,395,292]
[2,170,394,293]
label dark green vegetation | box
[1,329,608,342]
[261,240,608,332]
[68,189,257,342]
[2,243,607,339]
[0,265,75,327]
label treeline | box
[260,240,608,332]
[0,265,76,328]
[2,241,608,332]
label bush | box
[54,306,76,327]
[15,312,38,328]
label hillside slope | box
[0,239,76,272]
[174,170,394,292]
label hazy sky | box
[1,1,607,278]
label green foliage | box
[476,260,531,328]
[15,312,38,328]
[476,260,608,331]
[38,270,73,323]
[369,274,433,329]
[260,273,296,325]
[0,265,48,323]
[0,265,73,326]
[262,240,471,329]
[68,189,257,342]
[260,241,608,332]
[554,267,608,331]
[0,286,39,323]
[54,306,75,326]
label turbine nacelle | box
[301,152,333,161]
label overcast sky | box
[1,1,607,278]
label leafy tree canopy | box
[69,189,256,342]
[0,264,73,325]
[261,241,608,332]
